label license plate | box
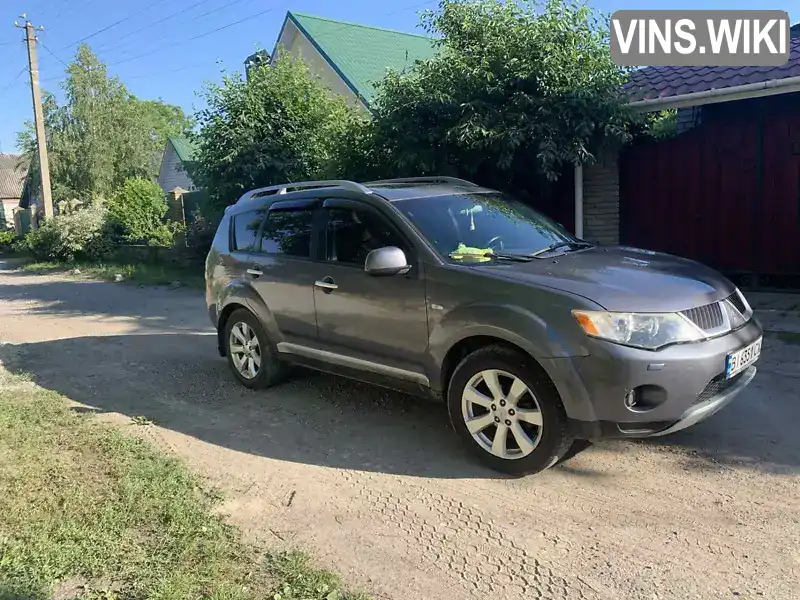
[725,337,762,379]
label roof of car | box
[228,181,496,213]
[367,183,495,201]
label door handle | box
[314,278,338,292]
[247,267,263,277]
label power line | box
[127,63,207,79]
[94,0,218,54]
[60,0,173,50]
[184,6,276,41]
[40,40,69,68]
[178,0,256,28]
[0,66,27,92]
[45,0,105,25]
[39,61,209,85]
[386,0,437,17]
[109,6,276,67]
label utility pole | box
[15,16,53,220]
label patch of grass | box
[265,552,370,600]
[21,260,205,289]
[0,370,369,600]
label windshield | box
[393,192,579,262]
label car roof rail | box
[365,176,481,188]
[236,180,373,204]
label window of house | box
[259,208,314,258]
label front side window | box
[231,208,266,252]
[325,207,407,266]
[259,208,314,258]
[394,192,578,262]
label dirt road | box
[1,261,798,599]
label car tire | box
[224,308,287,389]
[447,344,574,476]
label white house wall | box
[275,20,367,111]
[0,199,17,229]
[157,143,195,193]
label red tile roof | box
[624,37,800,102]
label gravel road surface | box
[1,260,798,600]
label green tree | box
[347,0,634,191]
[190,55,354,208]
[106,177,179,246]
[17,45,192,203]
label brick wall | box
[583,157,620,245]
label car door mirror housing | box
[365,246,411,276]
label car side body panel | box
[423,264,603,424]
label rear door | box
[247,198,326,346]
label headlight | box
[572,310,704,350]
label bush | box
[15,203,113,262]
[185,207,218,258]
[107,178,171,244]
[0,229,16,250]
[146,221,185,248]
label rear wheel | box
[447,345,573,475]
[224,308,287,389]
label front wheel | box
[447,345,573,475]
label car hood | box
[476,246,736,312]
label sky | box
[0,0,797,154]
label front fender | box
[426,302,592,391]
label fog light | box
[624,385,667,412]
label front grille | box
[681,302,724,331]
[694,371,745,405]
[728,292,748,315]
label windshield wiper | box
[483,252,533,262]
[530,240,594,257]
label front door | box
[312,199,429,379]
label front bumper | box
[543,319,763,439]
[647,366,756,437]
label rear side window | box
[231,209,266,252]
[259,209,314,258]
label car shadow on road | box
[0,333,503,479]
[2,332,799,478]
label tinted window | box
[260,209,314,257]
[232,209,266,252]
[394,193,576,261]
[326,208,407,266]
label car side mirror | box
[365,246,411,277]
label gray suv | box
[205,177,762,475]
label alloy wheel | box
[229,321,261,379]
[461,369,543,460]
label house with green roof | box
[157,136,198,193]
[271,11,437,110]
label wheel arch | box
[215,283,280,356]
[216,302,249,356]
[439,335,556,399]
